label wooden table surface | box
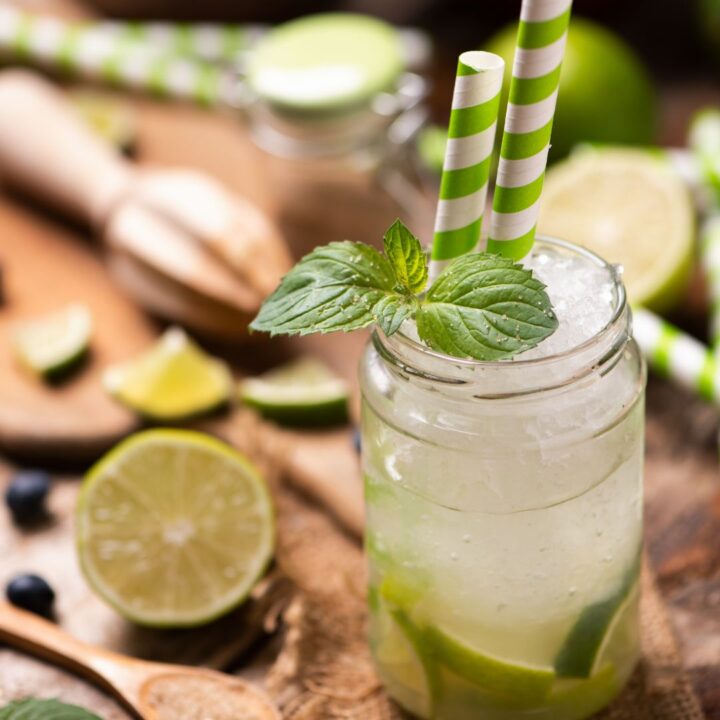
[0,12,720,718]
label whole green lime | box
[486,19,657,161]
[697,0,720,58]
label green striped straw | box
[487,0,573,260]
[429,51,504,279]
[689,110,720,351]
[83,20,263,64]
[700,214,720,349]
[0,7,237,106]
[633,307,720,404]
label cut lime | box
[546,664,619,720]
[424,624,555,706]
[77,429,274,627]
[373,600,436,718]
[239,357,349,427]
[71,90,136,153]
[538,149,695,312]
[13,303,92,380]
[103,328,232,421]
[555,577,641,679]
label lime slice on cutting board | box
[554,576,641,678]
[240,357,349,427]
[103,327,232,421]
[538,149,695,312]
[424,624,555,707]
[77,429,274,628]
[13,303,92,380]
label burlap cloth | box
[221,412,706,720]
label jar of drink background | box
[241,15,436,258]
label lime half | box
[103,328,232,421]
[240,357,349,427]
[13,303,92,380]
[424,625,555,706]
[77,429,274,627]
[538,149,695,312]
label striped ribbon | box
[0,7,238,106]
[487,0,573,260]
[633,307,720,404]
[429,51,504,279]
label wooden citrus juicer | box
[0,600,280,719]
[0,70,292,340]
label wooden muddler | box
[0,70,291,338]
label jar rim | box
[375,236,632,397]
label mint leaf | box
[416,254,558,360]
[250,242,396,336]
[374,294,418,336]
[0,699,101,719]
[383,219,428,294]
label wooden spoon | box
[0,601,280,720]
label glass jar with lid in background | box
[243,14,436,258]
[360,237,646,719]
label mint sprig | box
[250,220,558,361]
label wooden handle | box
[0,601,145,713]
[0,70,133,227]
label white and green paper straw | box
[80,20,263,64]
[701,214,720,349]
[633,307,720,404]
[487,0,573,260]
[0,7,236,106]
[429,51,504,279]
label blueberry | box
[353,428,361,454]
[6,573,55,617]
[5,470,51,524]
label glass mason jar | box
[360,238,646,720]
[246,72,435,259]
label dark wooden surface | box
[0,7,719,716]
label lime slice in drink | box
[77,429,274,627]
[373,601,437,718]
[538,149,695,312]
[424,625,555,706]
[239,357,349,427]
[546,664,619,720]
[555,577,641,678]
[103,327,232,421]
[13,303,92,380]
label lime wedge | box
[13,303,92,380]
[103,328,232,421]
[424,625,555,706]
[77,429,274,627]
[555,576,641,678]
[373,600,437,718]
[546,664,619,720]
[239,358,349,427]
[538,149,695,312]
